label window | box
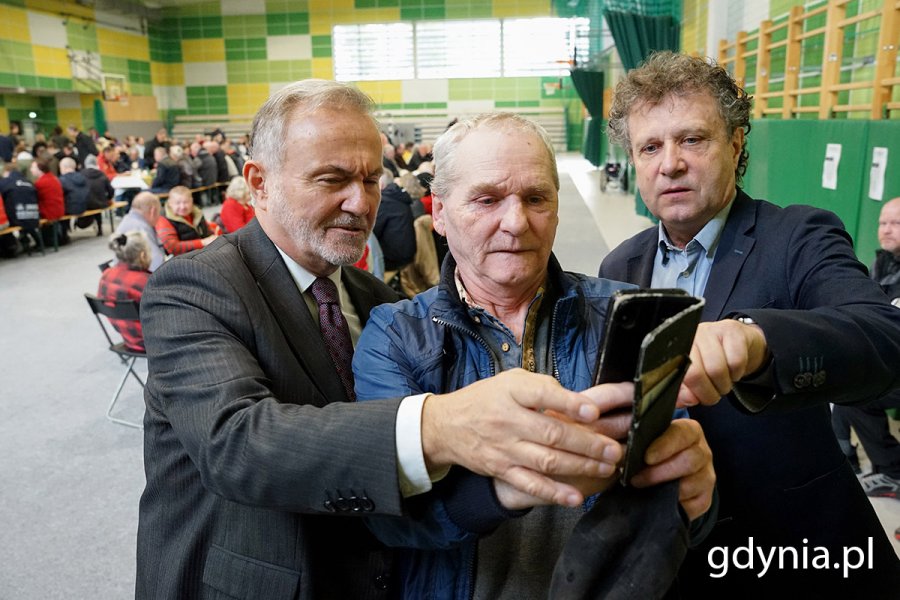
[333,17,589,81]
[333,23,414,81]
[415,20,501,79]
[503,18,590,77]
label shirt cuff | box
[396,393,450,498]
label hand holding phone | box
[593,289,705,484]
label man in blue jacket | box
[353,112,770,599]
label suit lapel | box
[702,190,757,321]
[235,220,351,404]
[627,230,657,287]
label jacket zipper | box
[431,316,497,377]
[432,315,494,600]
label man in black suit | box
[599,51,900,597]
[136,80,628,599]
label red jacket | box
[98,153,118,180]
[97,263,150,352]
[34,172,65,220]
[220,197,255,233]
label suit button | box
[334,496,351,512]
[793,372,812,389]
[347,496,362,511]
[812,370,826,388]
[323,499,337,513]
[374,574,389,590]
[359,496,375,512]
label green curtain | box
[570,69,604,167]
[602,10,681,71]
[93,99,107,137]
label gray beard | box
[267,184,368,267]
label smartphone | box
[593,289,705,484]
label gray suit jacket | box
[600,190,900,597]
[136,219,403,599]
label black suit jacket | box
[137,219,404,599]
[600,190,900,597]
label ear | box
[432,194,447,236]
[730,127,744,169]
[243,160,268,211]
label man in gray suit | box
[136,80,628,599]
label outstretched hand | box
[678,320,770,407]
[422,370,628,508]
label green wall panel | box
[856,121,900,265]
[222,15,268,38]
[312,35,332,58]
[225,38,267,61]
[741,119,900,262]
[179,15,224,39]
[743,119,868,238]
[66,22,98,52]
[266,12,310,36]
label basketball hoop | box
[543,81,562,96]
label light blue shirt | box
[651,198,735,295]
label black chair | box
[84,293,145,429]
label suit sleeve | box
[730,208,900,413]
[141,255,405,515]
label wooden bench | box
[35,201,130,252]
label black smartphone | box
[593,289,705,484]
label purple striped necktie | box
[309,277,356,401]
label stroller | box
[599,160,629,193]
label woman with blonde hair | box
[219,176,254,233]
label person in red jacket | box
[97,145,119,180]
[155,185,218,255]
[219,176,255,233]
[30,157,67,245]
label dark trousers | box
[832,392,900,478]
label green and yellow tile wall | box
[0,0,591,148]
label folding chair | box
[84,293,145,429]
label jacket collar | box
[626,188,756,321]
[432,252,583,325]
[701,189,756,320]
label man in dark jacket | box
[0,130,13,162]
[149,147,180,194]
[143,128,169,169]
[67,125,98,166]
[80,155,114,235]
[374,173,416,272]
[190,142,217,188]
[0,157,40,254]
[58,157,89,216]
[832,196,900,500]
[206,140,230,184]
[599,51,900,597]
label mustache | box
[326,215,368,230]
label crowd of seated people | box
[0,122,250,259]
[350,133,442,298]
